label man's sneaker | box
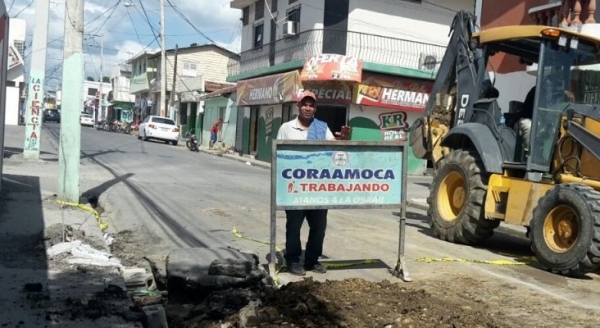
[287,263,306,276]
[305,262,327,274]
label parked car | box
[43,109,60,123]
[137,116,179,146]
[80,113,94,127]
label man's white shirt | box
[276,118,335,140]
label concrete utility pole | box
[169,44,178,121]
[58,0,84,202]
[23,0,50,159]
[160,0,167,117]
[99,34,104,121]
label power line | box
[165,0,218,45]
[7,0,16,13]
[84,0,120,27]
[12,0,34,18]
[87,0,122,37]
[125,6,144,45]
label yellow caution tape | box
[324,259,378,269]
[56,200,109,232]
[230,226,384,281]
[231,226,283,252]
[415,256,534,266]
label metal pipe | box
[558,174,600,189]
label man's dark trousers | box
[284,209,327,266]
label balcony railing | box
[227,29,446,78]
[529,0,597,27]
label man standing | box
[209,119,223,149]
[276,90,351,276]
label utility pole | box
[23,0,50,159]
[58,0,84,202]
[160,0,167,117]
[169,44,178,121]
[99,34,104,121]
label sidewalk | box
[0,125,142,327]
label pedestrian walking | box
[276,90,352,276]
[209,119,224,149]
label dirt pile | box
[164,277,512,328]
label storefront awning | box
[354,72,433,112]
[236,71,302,106]
[300,54,363,83]
[199,85,236,100]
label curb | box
[197,148,271,170]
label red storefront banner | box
[354,73,433,112]
[301,80,354,105]
[300,54,362,83]
[236,71,303,106]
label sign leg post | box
[269,205,278,284]
[392,146,412,281]
[393,212,412,282]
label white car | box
[138,115,180,146]
[80,113,94,127]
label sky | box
[5,0,242,90]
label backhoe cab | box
[410,11,600,276]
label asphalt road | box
[38,123,600,322]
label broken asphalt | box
[0,125,143,327]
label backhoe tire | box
[427,150,499,244]
[530,183,600,276]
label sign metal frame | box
[269,140,411,282]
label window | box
[287,6,301,23]
[13,40,24,58]
[282,104,294,123]
[242,7,249,26]
[271,0,277,12]
[88,88,98,96]
[218,107,226,121]
[151,117,176,125]
[182,62,197,77]
[289,0,298,4]
[253,23,264,48]
[255,0,264,20]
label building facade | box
[147,43,240,122]
[108,63,135,123]
[228,0,475,174]
[6,18,25,126]
[478,0,598,111]
[127,51,157,124]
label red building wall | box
[480,0,548,73]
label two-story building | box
[6,18,25,126]
[126,44,240,134]
[127,51,158,124]
[148,43,239,134]
[56,80,112,121]
[227,0,476,174]
[108,63,135,123]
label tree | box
[86,76,95,81]
[102,76,110,83]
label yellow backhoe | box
[409,11,600,276]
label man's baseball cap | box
[297,90,317,103]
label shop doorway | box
[249,106,259,154]
[315,105,348,135]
